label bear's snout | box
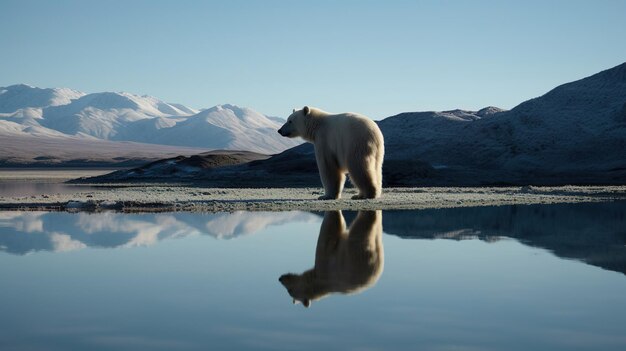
[277,128,284,136]
[279,273,295,284]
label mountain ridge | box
[0,85,301,157]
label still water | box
[1,202,626,350]
[0,169,114,197]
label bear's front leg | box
[315,150,345,200]
[317,170,346,200]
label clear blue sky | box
[2,0,625,119]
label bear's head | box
[277,106,311,139]
[278,271,325,308]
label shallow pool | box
[0,169,114,197]
[1,202,625,350]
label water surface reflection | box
[382,202,626,275]
[1,202,626,350]
[0,211,318,254]
[279,211,383,307]
[2,202,624,276]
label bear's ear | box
[303,106,310,116]
[303,299,311,308]
[292,108,296,113]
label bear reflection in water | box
[279,210,384,308]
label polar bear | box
[278,106,384,200]
[278,210,384,308]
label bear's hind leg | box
[348,156,380,200]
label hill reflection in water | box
[2,202,626,350]
[1,201,625,276]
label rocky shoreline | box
[1,185,626,213]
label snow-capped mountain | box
[0,84,301,162]
[143,105,298,152]
[0,84,84,113]
[39,91,197,139]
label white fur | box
[279,210,384,307]
[278,106,384,200]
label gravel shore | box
[1,185,626,212]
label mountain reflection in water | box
[0,211,319,254]
[1,201,625,277]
